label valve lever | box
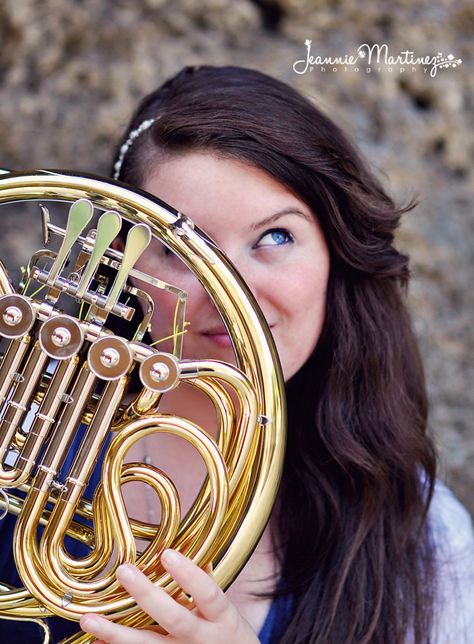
[47,199,94,287]
[105,224,151,312]
[76,211,122,298]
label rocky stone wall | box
[0,1,472,512]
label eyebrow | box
[249,207,313,232]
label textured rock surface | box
[0,1,472,513]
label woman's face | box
[136,152,329,381]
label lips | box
[201,324,275,349]
[202,328,233,349]
[202,325,228,336]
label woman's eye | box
[254,228,294,249]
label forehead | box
[141,151,307,231]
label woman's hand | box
[79,549,259,644]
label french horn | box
[0,169,286,643]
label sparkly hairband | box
[113,117,156,180]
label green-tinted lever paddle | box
[105,223,151,312]
[76,211,122,298]
[47,199,94,287]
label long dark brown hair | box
[111,65,437,643]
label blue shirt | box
[258,591,294,643]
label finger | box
[115,563,200,640]
[161,549,233,623]
[80,614,159,644]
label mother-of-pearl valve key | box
[104,223,151,313]
[75,211,122,299]
[46,199,94,289]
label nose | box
[223,248,264,309]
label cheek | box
[272,263,328,375]
[142,277,216,353]
[135,251,203,309]
[281,262,328,325]
[150,290,181,328]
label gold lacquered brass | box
[0,170,286,642]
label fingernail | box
[80,614,102,635]
[161,548,182,566]
[116,563,136,582]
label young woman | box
[75,65,474,644]
[0,65,471,643]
